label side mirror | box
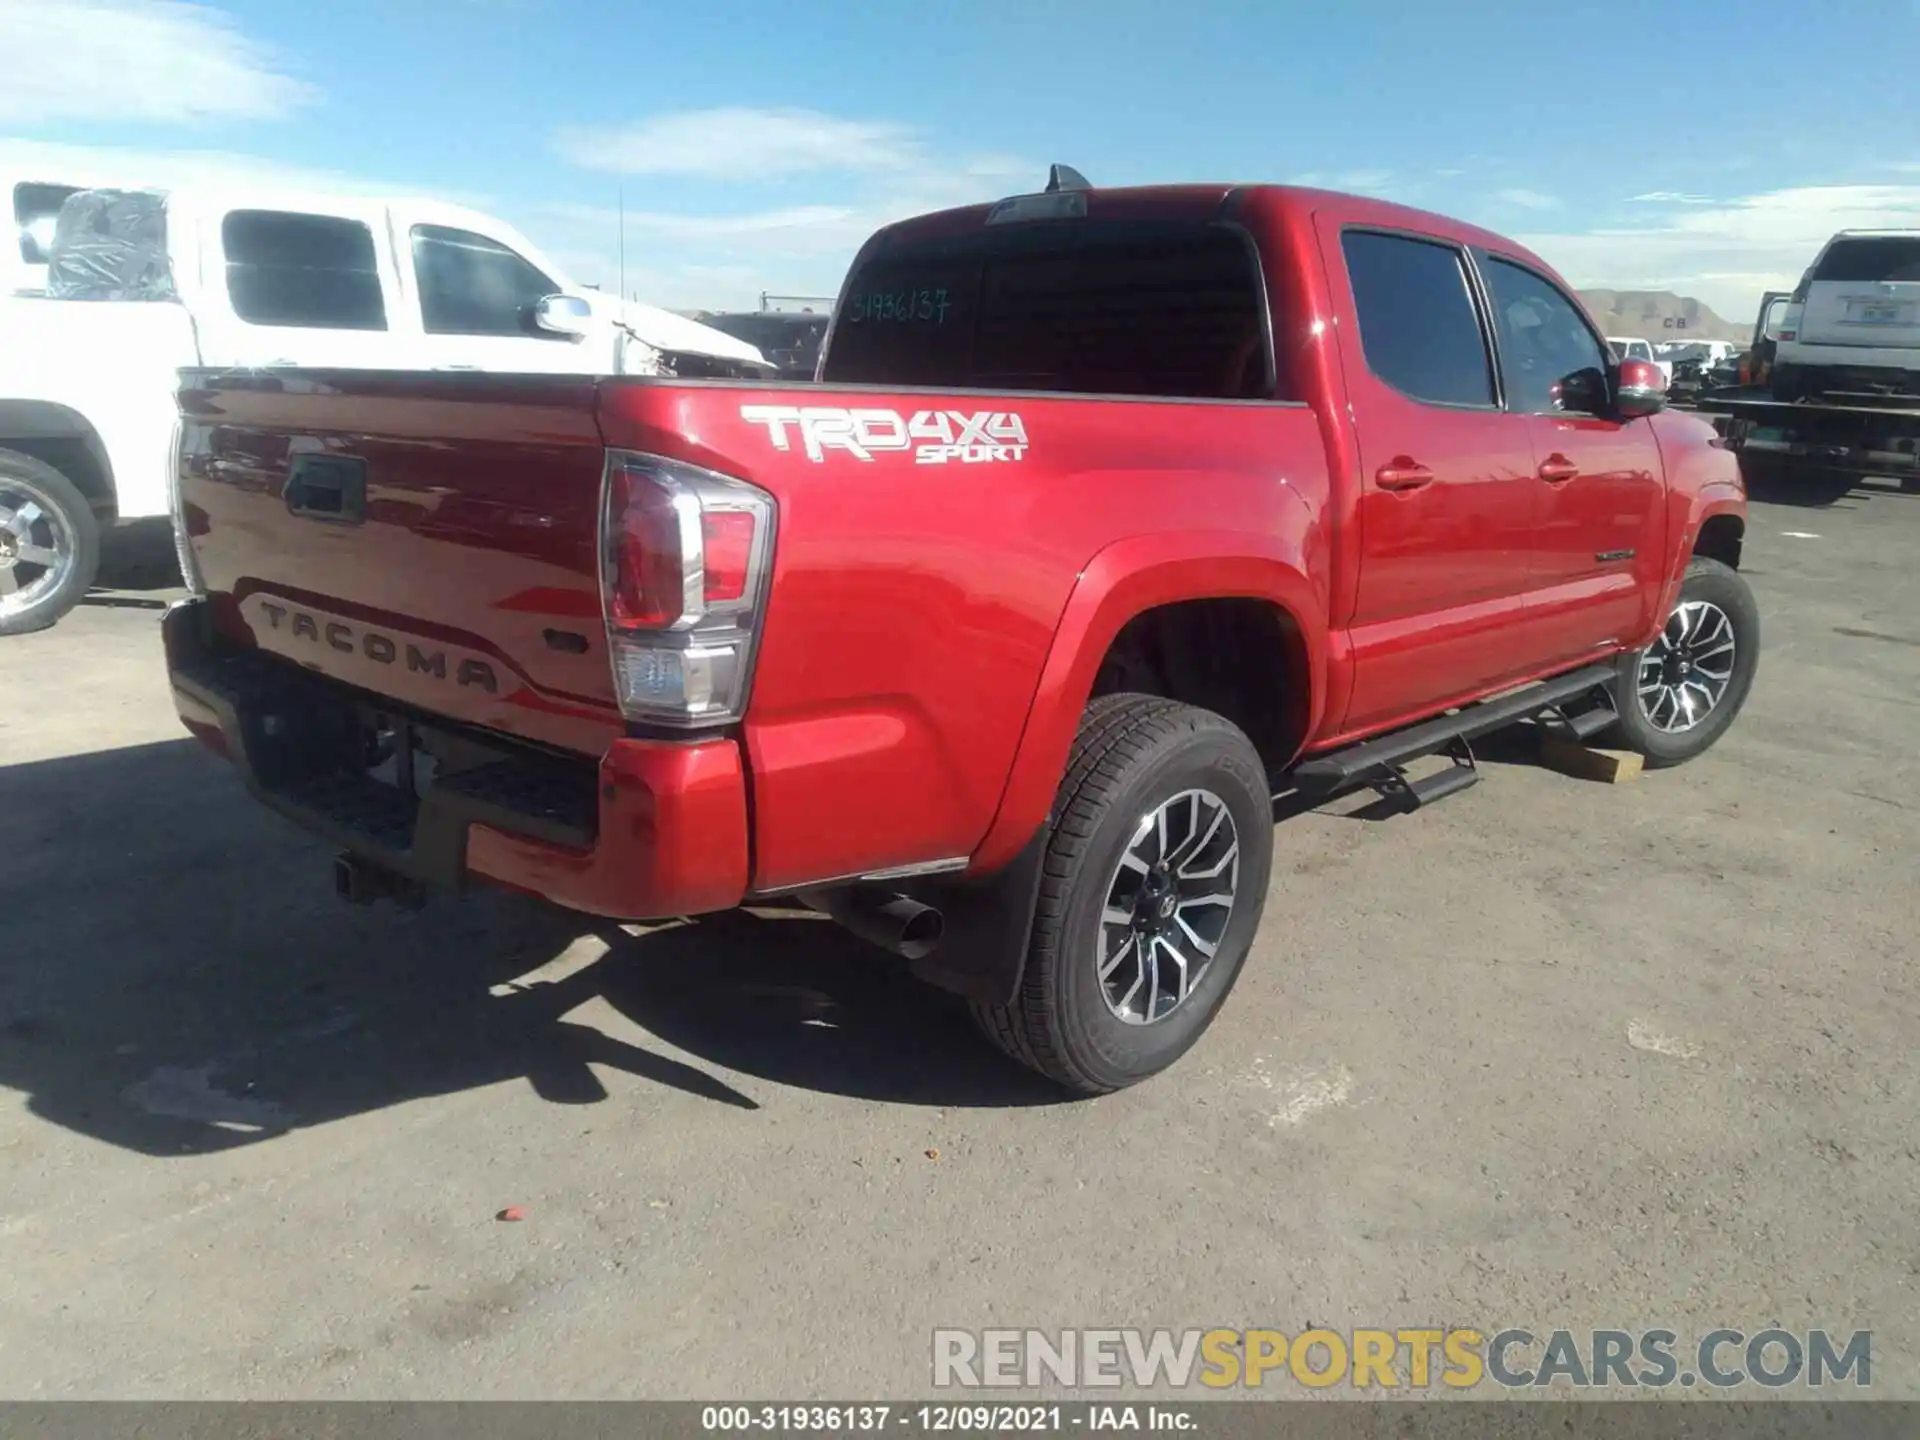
[533,293,593,338]
[1551,366,1609,416]
[1614,357,1668,419]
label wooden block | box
[1538,735,1645,784]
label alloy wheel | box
[1637,599,1737,733]
[1095,788,1241,1025]
[0,478,76,621]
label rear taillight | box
[167,418,206,597]
[700,509,756,603]
[599,451,775,727]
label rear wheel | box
[1607,557,1758,768]
[0,449,99,638]
[970,694,1274,1094]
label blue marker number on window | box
[846,286,950,326]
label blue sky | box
[6,0,1920,317]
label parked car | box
[1659,340,1735,370]
[697,311,830,380]
[161,174,1754,1093]
[1607,336,1673,386]
[0,185,771,635]
[1771,231,1920,400]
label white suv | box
[1772,230,1920,400]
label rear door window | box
[1812,237,1920,284]
[223,210,388,330]
[1341,230,1494,407]
[822,221,1278,399]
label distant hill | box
[1579,290,1750,345]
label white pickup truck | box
[1,182,770,635]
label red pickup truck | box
[163,174,1755,1093]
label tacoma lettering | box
[253,604,496,692]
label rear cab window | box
[820,217,1282,400]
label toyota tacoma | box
[162,170,1756,1093]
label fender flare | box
[967,530,1326,875]
[1656,484,1746,619]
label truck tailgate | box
[176,370,622,757]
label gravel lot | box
[1,481,1915,1399]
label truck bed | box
[173,366,1332,898]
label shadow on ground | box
[1741,471,1917,509]
[0,739,1061,1158]
[95,518,182,591]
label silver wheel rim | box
[1637,599,1737,734]
[1096,788,1240,1026]
[0,477,76,620]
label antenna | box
[1045,164,1091,193]
[618,184,626,304]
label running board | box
[1549,698,1619,742]
[1371,736,1480,810]
[1291,664,1618,799]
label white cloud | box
[1494,188,1559,210]
[553,108,922,179]
[527,144,1035,309]
[0,137,462,201]
[1628,191,1714,204]
[542,202,861,243]
[1518,183,1920,318]
[0,1,316,124]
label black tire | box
[0,448,100,637]
[1606,557,1759,768]
[970,694,1275,1094]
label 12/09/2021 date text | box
[700,1405,1199,1433]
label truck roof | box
[865,182,1562,277]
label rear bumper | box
[162,600,750,920]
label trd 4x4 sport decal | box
[740,405,1028,464]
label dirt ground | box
[1,481,1914,1398]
